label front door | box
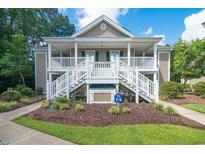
[85,50,95,62]
[110,51,120,62]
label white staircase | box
[48,59,156,102]
[118,60,155,102]
[48,61,87,99]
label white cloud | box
[75,8,129,29]
[181,9,205,42]
[154,34,166,45]
[144,27,153,35]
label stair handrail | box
[118,59,154,99]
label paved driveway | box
[0,102,74,145]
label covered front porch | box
[45,37,159,71]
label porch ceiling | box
[51,41,155,51]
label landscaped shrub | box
[108,106,120,114]
[1,91,21,102]
[122,107,131,113]
[20,97,30,104]
[35,87,43,95]
[15,84,24,92]
[192,82,205,96]
[123,97,128,105]
[58,103,69,110]
[41,100,50,108]
[0,101,17,111]
[75,104,84,112]
[201,93,205,99]
[183,84,192,93]
[153,103,164,111]
[160,81,184,100]
[67,99,77,106]
[55,97,69,104]
[164,106,177,116]
[20,87,33,97]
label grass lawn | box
[182,104,205,114]
[14,117,205,144]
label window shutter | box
[95,51,99,61]
[120,51,123,57]
[106,51,110,62]
[82,51,85,57]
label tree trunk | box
[18,69,26,87]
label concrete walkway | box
[159,100,205,125]
[0,102,74,145]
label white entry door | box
[85,50,95,62]
[110,51,120,62]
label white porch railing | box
[51,57,85,68]
[120,57,155,68]
[89,62,116,79]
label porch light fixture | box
[202,22,205,29]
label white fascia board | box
[71,15,135,38]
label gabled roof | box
[71,15,135,38]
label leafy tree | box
[171,39,205,84]
[0,35,33,87]
[0,8,75,92]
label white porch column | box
[127,42,131,66]
[66,70,70,98]
[154,72,159,102]
[75,42,78,67]
[60,51,63,67]
[86,84,90,104]
[48,43,51,68]
[135,70,139,103]
[154,43,157,68]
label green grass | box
[14,117,205,145]
[182,104,205,114]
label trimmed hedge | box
[160,81,184,100]
[35,87,43,95]
[20,87,33,97]
[1,91,21,102]
[192,82,205,96]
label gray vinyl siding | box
[159,52,170,83]
[35,53,47,93]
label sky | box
[59,8,205,45]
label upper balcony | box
[50,56,156,71]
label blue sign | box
[114,93,123,104]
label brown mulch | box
[24,103,205,130]
[168,94,205,105]
[0,95,46,113]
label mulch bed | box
[24,103,205,130]
[168,94,205,105]
[0,94,46,113]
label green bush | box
[183,84,192,92]
[0,101,17,111]
[108,106,120,114]
[201,93,205,99]
[35,87,43,95]
[55,97,69,104]
[123,97,128,105]
[67,99,76,106]
[192,82,205,96]
[75,104,84,112]
[164,106,177,116]
[15,84,24,92]
[58,103,69,110]
[20,97,30,104]
[122,107,131,113]
[41,100,50,108]
[20,87,33,97]
[160,81,184,100]
[153,103,164,111]
[1,91,21,102]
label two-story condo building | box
[34,15,171,103]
